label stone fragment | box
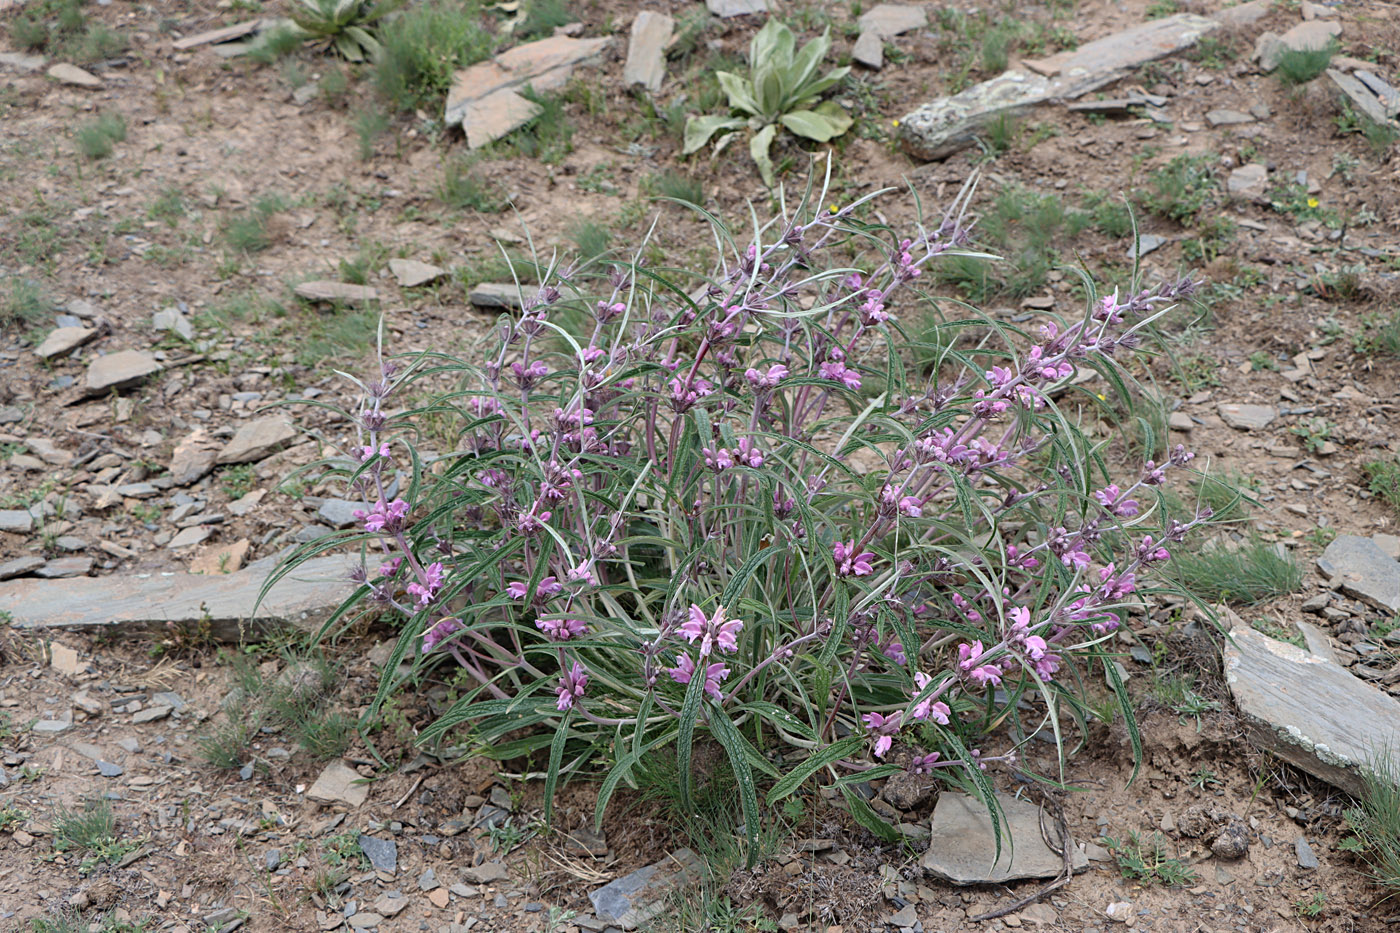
[167,526,210,550]
[25,437,72,466]
[902,15,1219,160]
[1328,68,1397,127]
[47,62,102,87]
[445,36,610,146]
[623,11,673,92]
[190,538,251,575]
[217,417,297,465]
[705,0,766,16]
[462,861,511,884]
[1217,402,1277,430]
[1373,534,1400,562]
[169,431,218,486]
[469,282,525,309]
[86,350,162,395]
[132,705,172,723]
[37,557,93,578]
[1127,234,1167,260]
[387,258,446,288]
[171,19,262,50]
[427,888,449,909]
[359,834,398,874]
[1224,621,1400,798]
[921,793,1089,884]
[1318,535,1400,613]
[96,760,124,777]
[152,307,193,341]
[316,499,361,529]
[373,892,408,917]
[0,554,348,641]
[1296,836,1319,869]
[33,718,73,735]
[852,4,926,69]
[35,326,98,360]
[347,913,383,930]
[50,643,83,676]
[294,281,379,305]
[307,761,369,807]
[0,50,46,72]
[1168,411,1194,432]
[1205,108,1254,126]
[1257,20,1340,70]
[1355,70,1400,118]
[0,510,35,534]
[589,848,704,929]
[0,556,45,579]
[1228,163,1268,200]
[1211,0,1271,27]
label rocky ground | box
[2,0,1400,930]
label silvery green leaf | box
[754,65,785,120]
[780,107,848,142]
[750,122,778,187]
[683,115,746,155]
[749,19,790,71]
[716,71,759,116]
[799,65,850,100]
[786,30,830,96]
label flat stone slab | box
[0,50,47,72]
[307,760,369,807]
[445,35,609,147]
[1328,68,1398,128]
[469,282,525,309]
[35,326,98,360]
[921,792,1089,885]
[1217,402,1277,430]
[359,834,398,874]
[706,0,767,16]
[0,510,34,534]
[901,14,1217,160]
[623,11,673,92]
[589,848,704,929]
[47,62,102,87]
[1206,108,1255,126]
[1318,535,1400,613]
[171,19,263,50]
[853,4,926,68]
[0,554,349,641]
[217,416,297,465]
[294,281,379,304]
[1224,622,1400,798]
[0,556,45,579]
[1228,163,1268,199]
[86,350,162,395]
[387,258,446,288]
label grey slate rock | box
[96,760,124,777]
[0,556,45,579]
[468,283,525,309]
[1217,402,1277,430]
[705,0,766,16]
[589,848,704,929]
[0,510,35,534]
[265,848,282,871]
[358,834,397,875]
[418,867,438,891]
[921,792,1089,884]
[317,499,362,529]
[462,861,510,884]
[1296,836,1319,869]
[1318,535,1400,613]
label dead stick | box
[970,798,1075,922]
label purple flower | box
[957,641,1003,687]
[406,561,445,606]
[862,710,902,758]
[910,672,951,724]
[1093,484,1140,517]
[354,498,409,535]
[1137,535,1170,563]
[819,360,862,390]
[734,438,763,468]
[832,540,875,577]
[556,661,589,711]
[668,652,730,701]
[910,751,942,774]
[678,604,743,656]
[566,563,595,586]
[744,363,789,390]
[882,640,906,666]
[985,365,1014,389]
[422,616,463,651]
[358,442,390,463]
[536,617,589,642]
[376,557,402,578]
[702,446,735,471]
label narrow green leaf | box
[684,115,746,155]
[767,735,863,804]
[675,651,709,817]
[750,123,778,187]
[1103,653,1142,783]
[543,709,571,827]
[840,784,900,842]
[595,729,677,832]
[709,702,762,866]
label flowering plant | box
[278,169,1210,859]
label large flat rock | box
[0,555,349,641]
[86,350,162,395]
[623,11,673,92]
[589,848,704,929]
[922,792,1088,885]
[1317,535,1400,613]
[900,14,1217,160]
[445,36,609,147]
[1224,623,1400,798]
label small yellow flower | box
[828,204,839,214]
[892,119,901,127]
[1097,393,1107,401]
[1307,197,1319,208]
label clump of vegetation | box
[290,0,403,62]
[1105,831,1198,886]
[684,19,851,185]
[1170,541,1302,605]
[1,277,51,330]
[222,194,287,254]
[500,87,574,163]
[1341,758,1400,897]
[1135,154,1218,223]
[515,0,576,41]
[937,183,1090,300]
[74,111,127,160]
[352,104,390,161]
[440,155,509,212]
[199,650,356,770]
[1364,459,1400,513]
[1274,41,1338,86]
[12,0,127,63]
[53,798,139,875]
[647,171,706,206]
[373,0,494,111]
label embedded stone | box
[307,761,369,807]
[387,258,446,288]
[294,281,379,304]
[853,4,927,69]
[85,350,162,395]
[169,431,219,486]
[47,62,102,87]
[921,793,1089,884]
[0,510,34,534]
[35,326,98,360]
[1217,403,1276,430]
[1228,163,1268,200]
[216,417,297,464]
[1318,535,1400,613]
[623,11,673,92]
[589,848,704,929]
[469,283,525,309]
[705,0,767,16]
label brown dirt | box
[2,0,1400,929]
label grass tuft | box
[374,0,494,111]
[1274,42,1337,86]
[223,194,286,254]
[74,112,127,159]
[1170,541,1302,605]
[440,155,509,212]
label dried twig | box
[970,795,1076,922]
